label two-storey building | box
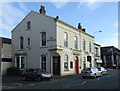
[12,6,95,76]
[0,37,12,75]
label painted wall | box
[12,11,56,72]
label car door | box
[96,68,101,76]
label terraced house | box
[12,6,95,76]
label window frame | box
[19,37,24,49]
[83,39,86,51]
[27,21,31,30]
[41,55,46,71]
[89,41,92,52]
[64,32,68,47]
[41,32,46,47]
[64,54,69,70]
[74,36,78,49]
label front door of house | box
[53,56,60,75]
[16,56,26,69]
[75,60,79,74]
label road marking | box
[64,81,86,88]
[29,83,34,86]
[82,81,86,84]
[98,78,100,80]
[108,75,110,78]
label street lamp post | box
[94,31,102,42]
[94,31,102,67]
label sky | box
[0,1,119,49]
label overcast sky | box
[0,1,119,48]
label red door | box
[75,60,79,74]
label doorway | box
[75,59,79,74]
[53,56,60,75]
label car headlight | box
[42,74,51,77]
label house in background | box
[12,6,95,76]
[0,37,12,75]
[101,46,120,68]
[94,43,102,67]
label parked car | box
[22,68,52,81]
[96,67,107,75]
[81,67,102,78]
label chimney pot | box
[82,28,86,32]
[56,16,59,19]
[39,5,46,15]
[78,23,82,30]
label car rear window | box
[83,68,90,71]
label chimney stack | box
[82,28,86,32]
[78,23,82,30]
[39,5,46,15]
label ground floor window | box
[70,61,73,68]
[64,54,68,70]
[83,57,86,69]
[41,55,46,71]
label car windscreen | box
[35,69,46,72]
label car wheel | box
[100,73,102,77]
[82,76,86,79]
[22,76,27,81]
[47,78,50,81]
[37,76,42,81]
[94,74,96,78]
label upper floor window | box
[20,37,24,49]
[74,36,78,49]
[95,47,99,56]
[28,38,30,47]
[89,41,92,52]
[83,39,86,51]
[64,54,68,70]
[64,32,68,47]
[41,32,46,46]
[27,21,31,30]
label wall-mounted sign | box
[96,59,102,63]
[1,53,11,58]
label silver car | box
[81,67,102,78]
[96,67,107,75]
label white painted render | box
[12,10,96,76]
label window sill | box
[40,46,46,48]
[64,69,69,71]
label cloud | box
[0,2,27,38]
[77,1,103,10]
[18,2,29,12]
[51,0,69,8]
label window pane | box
[70,61,73,68]
[74,36,78,49]
[83,39,85,51]
[41,55,46,70]
[27,21,31,30]
[20,37,24,49]
[41,32,46,46]
[64,54,68,69]
[64,32,68,47]
[28,38,30,46]
[89,42,91,52]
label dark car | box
[96,67,107,75]
[22,68,52,81]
